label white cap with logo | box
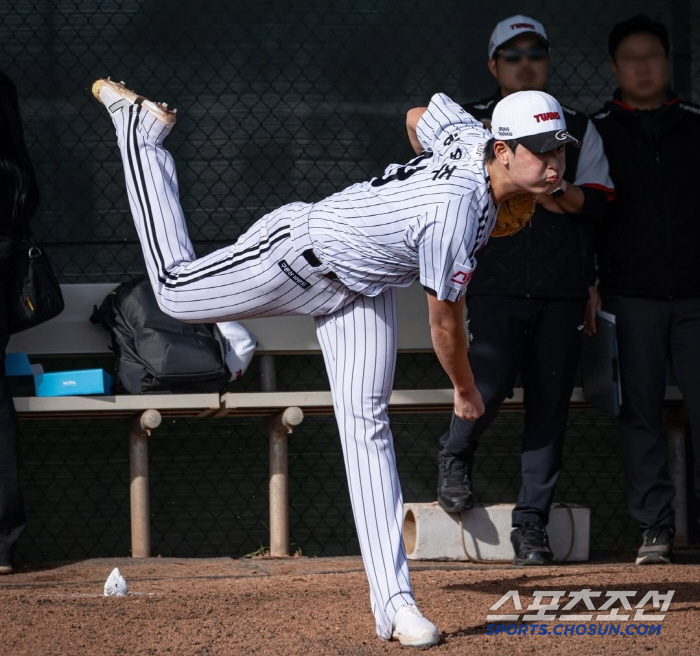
[491,90,580,153]
[488,14,549,59]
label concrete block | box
[403,502,589,562]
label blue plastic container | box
[34,369,113,397]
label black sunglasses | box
[497,47,549,63]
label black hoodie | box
[0,71,39,259]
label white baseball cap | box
[488,14,549,59]
[491,90,580,153]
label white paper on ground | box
[104,567,128,596]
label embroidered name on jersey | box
[278,260,310,289]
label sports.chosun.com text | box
[486,623,662,636]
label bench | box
[8,283,689,558]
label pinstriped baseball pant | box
[110,104,415,638]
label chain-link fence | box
[3,0,698,564]
[3,0,693,281]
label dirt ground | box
[1,555,699,656]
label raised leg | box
[95,80,353,321]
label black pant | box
[603,295,700,531]
[0,256,26,565]
[440,295,586,527]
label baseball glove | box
[491,193,536,238]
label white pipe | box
[403,502,590,562]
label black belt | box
[302,249,338,280]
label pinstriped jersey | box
[306,93,496,302]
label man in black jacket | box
[591,15,700,565]
[0,72,38,574]
[437,14,614,565]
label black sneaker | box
[511,524,554,566]
[635,526,674,565]
[437,452,474,512]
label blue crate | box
[34,369,113,397]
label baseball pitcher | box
[92,78,578,647]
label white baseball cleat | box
[390,604,439,647]
[92,77,177,127]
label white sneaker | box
[391,604,439,647]
[91,77,177,127]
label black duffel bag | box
[91,277,231,394]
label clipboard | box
[581,310,622,416]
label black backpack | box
[91,278,230,394]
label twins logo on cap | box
[488,14,549,59]
[490,91,580,153]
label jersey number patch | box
[370,152,433,188]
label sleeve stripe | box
[581,182,616,201]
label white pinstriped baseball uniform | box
[107,92,496,638]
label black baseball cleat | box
[437,451,474,512]
[635,525,674,565]
[511,524,554,566]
